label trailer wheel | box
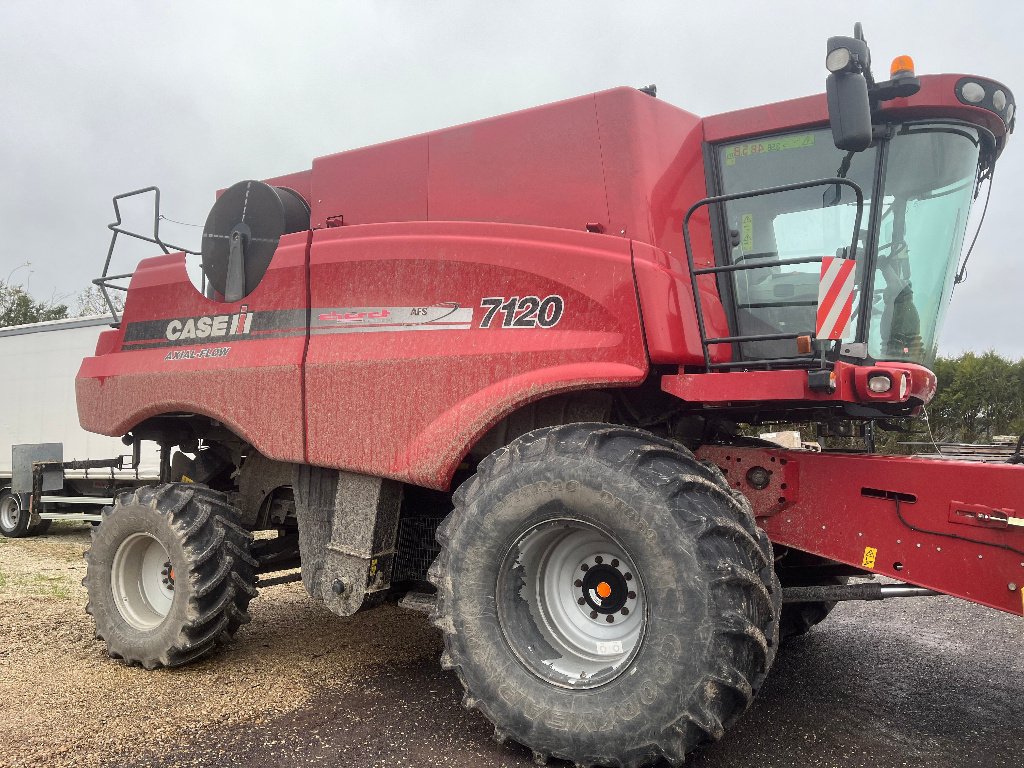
[0,489,39,538]
[429,424,780,767]
[84,484,258,668]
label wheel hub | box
[110,533,175,631]
[0,496,20,532]
[497,519,647,689]
[579,560,632,616]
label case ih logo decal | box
[480,295,564,328]
[311,304,473,334]
[122,307,305,350]
[122,295,561,352]
[165,306,253,341]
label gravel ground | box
[2,522,1021,768]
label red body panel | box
[78,223,647,488]
[77,233,311,464]
[304,222,646,487]
[699,445,1024,616]
[308,88,711,259]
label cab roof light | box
[870,53,920,101]
[955,77,1016,129]
[890,55,915,78]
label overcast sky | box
[2,1,1022,356]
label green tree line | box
[0,281,122,327]
[926,352,1024,444]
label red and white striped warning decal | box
[816,257,856,340]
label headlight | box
[868,374,892,394]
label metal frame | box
[698,443,1024,616]
[683,177,865,371]
[94,187,200,324]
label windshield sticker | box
[741,214,754,252]
[725,133,816,165]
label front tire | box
[84,484,258,668]
[429,424,780,767]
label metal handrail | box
[682,177,865,370]
[94,187,200,324]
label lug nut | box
[624,572,633,581]
[577,597,586,605]
[574,579,583,587]
[581,563,589,572]
[628,591,636,600]
[611,559,619,568]
[605,615,614,623]
[590,610,598,619]
[621,607,629,616]
[331,579,346,595]
[595,556,603,564]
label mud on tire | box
[84,483,258,668]
[428,424,781,768]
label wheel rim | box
[496,518,647,689]
[0,495,20,532]
[110,533,175,630]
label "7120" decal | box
[480,295,565,328]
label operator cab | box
[715,120,985,368]
[691,23,1014,380]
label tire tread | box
[430,423,780,767]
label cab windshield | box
[715,123,983,367]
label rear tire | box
[84,484,258,668]
[429,424,780,767]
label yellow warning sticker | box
[862,546,878,569]
[724,133,816,165]
[740,214,754,252]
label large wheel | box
[429,424,780,767]
[0,488,48,538]
[84,484,258,668]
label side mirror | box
[825,35,873,152]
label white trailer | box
[0,316,159,537]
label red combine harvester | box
[75,25,1018,767]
